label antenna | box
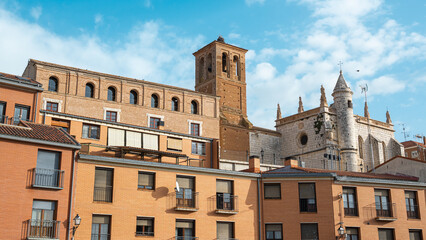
[174,181,180,193]
[399,123,409,141]
[359,84,375,172]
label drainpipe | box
[67,150,77,240]
[33,92,39,123]
[257,178,262,240]
[210,139,214,168]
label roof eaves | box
[0,133,81,149]
[335,175,426,187]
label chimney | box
[284,157,299,168]
[248,155,261,173]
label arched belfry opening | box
[199,57,205,82]
[222,53,228,73]
[233,55,240,78]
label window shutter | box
[167,137,182,150]
[346,228,358,235]
[217,222,231,239]
[265,184,281,198]
[177,177,194,189]
[92,215,110,224]
[32,200,56,210]
[378,229,393,240]
[138,173,154,186]
[95,168,113,187]
[216,180,232,193]
[137,218,152,226]
[374,189,389,197]
[143,134,159,150]
[108,128,125,146]
[126,131,142,148]
[266,224,281,231]
[36,150,60,169]
[176,221,193,228]
[405,191,415,199]
[299,183,315,198]
[343,187,355,194]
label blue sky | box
[0,0,425,142]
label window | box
[149,117,161,129]
[30,200,58,239]
[82,124,100,139]
[191,100,198,114]
[300,133,308,146]
[405,191,419,219]
[167,137,182,151]
[85,83,94,98]
[358,136,364,159]
[136,217,154,236]
[91,215,110,240]
[172,97,179,111]
[143,133,159,150]
[264,183,281,199]
[34,150,61,188]
[299,183,317,212]
[190,123,200,136]
[409,230,423,240]
[107,87,116,101]
[191,141,205,155]
[151,94,159,108]
[138,172,155,190]
[46,102,58,112]
[378,228,394,240]
[176,220,195,239]
[207,53,213,73]
[0,101,6,123]
[14,104,30,124]
[222,53,228,72]
[265,224,282,240]
[176,176,195,208]
[93,168,113,202]
[375,189,391,217]
[51,118,70,133]
[411,151,419,158]
[199,57,204,81]
[346,227,359,240]
[301,223,318,240]
[233,56,239,77]
[48,77,58,92]
[216,180,234,211]
[105,111,117,122]
[217,222,234,240]
[130,90,138,104]
[348,100,353,108]
[343,187,358,216]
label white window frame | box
[103,107,121,122]
[188,120,203,136]
[42,98,62,112]
[147,113,164,128]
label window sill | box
[138,187,154,191]
[81,137,100,141]
[167,149,183,152]
[135,234,154,237]
[343,215,359,218]
[264,198,281,200]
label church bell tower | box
[193,37,251,162]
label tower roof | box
[333,70,350,92]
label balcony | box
[30,168,64,189]
[91,234,111,240]
[175,237,198,240]
[216,193,238,214]
[407,205,419,219]
[366,202,397,221]
[175,190,199,211]
[344,207,358,216]
[27,220,60,239]
[93,186,113,202]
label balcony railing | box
[216,193,238,214]
[93,186,113,202]
[365,202,397,221]
[30,168,64,189]
[27,220,60,239]
[175,190,199,211]
[407,205,419,219]
[91,234,111,240]
[344,207,358,216]
[175,236,198,240]
[136,232,154,236]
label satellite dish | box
[175,181,180,193]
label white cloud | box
[0,7,204,90]
[245,0,265,6]
[94,14,103,25]
[30,6,42,20]
[228,33,241,39]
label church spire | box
[364,101,370,118]
[298,96,304,113]
[386,110,392,124]
[320,85,328,108]
[333,70,350,92]
[277,103,282,120]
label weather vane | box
[338,61,343,71]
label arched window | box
[382,142,386,161]
[199,57,205,82]
[207,53,213,73]
[233,56,239,77]
[107,87,116,101]
[222,53,228,72]
[85,83,94,98]
[130,90,138,105]
[358,136,364,159]
[151,94,159,108]
[48,77,58,92]
[191,100,198,114]
[171,97,179,111]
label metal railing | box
[91,234,111,240]
[27,220,60,239]
[31,168,64,189]
[407,205,419,219]
[344,207,358,216]
[364,202,397,220]
[175,237,198,240]
[216,193,238,212]
[93,186,113,202]
[175,190,199,210]
[136,231,154,236]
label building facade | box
[402,138,426,162]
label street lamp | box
[72,214,81,239]
[337,225,346,240]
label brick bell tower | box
[193,36,252,162]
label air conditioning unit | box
[158,121,165,126]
